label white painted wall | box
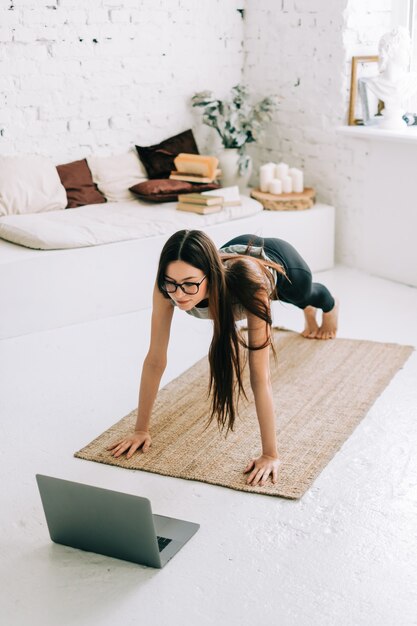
[337,134,417,287]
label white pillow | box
[87,149,148,202]
[0,156,67,217]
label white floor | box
[1,266,417,626]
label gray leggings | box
[221,234,335,313]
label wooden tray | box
[250,187,315,211]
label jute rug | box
[75,330,413,499]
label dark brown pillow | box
[135,129,199,179]
[56,159,107,208]
[129,178,220,203]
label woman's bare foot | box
[301,305,320,338]
[316,299,339,340]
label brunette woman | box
[108,230,338,486]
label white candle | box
[289,167,304,193]
[259,162,276,192]
[282,176,293,193]
[275,162,289,180]
[268,178,282,195]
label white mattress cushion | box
[87,149,148,202]
[0,198,263,250]
[0,155,67,217]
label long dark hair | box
[156,230,285,433]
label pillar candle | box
[259,162,276,192]
[289,167,304,193]
[268,178,282,195]
[275,162,289,180]
[282,176,293,193]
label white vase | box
[217,148,253,191]
[378,102,407,130]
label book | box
[170,169,221,178]
[176,202,223,215]
[177,193,225,206]
[174,153,219,179]
[202,185,241,207]
[171,154,221,184]
[169,172,220,183]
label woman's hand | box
[244,454,281,486]
[107,430,152,459]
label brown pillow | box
[56,159,107,208]
[135,129,199,179]
[129,178,220,203]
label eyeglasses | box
[162,275,207,295]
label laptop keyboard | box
[157,536,172,552]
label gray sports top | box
[176,244,277,321]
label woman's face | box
[164,261,209,310]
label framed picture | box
[348,55,384,126]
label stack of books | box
[170,153,221,184]
[200,185,241,207]
[176,193,224,215]
[176,186,242,215]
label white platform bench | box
[0,198,334,340]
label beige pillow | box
[87,149,148,202]
[0,155,67,216]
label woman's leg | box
[220,235,338,339]
[277,267,338,339]
[261,237,339,339]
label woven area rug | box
[75,331,413,499]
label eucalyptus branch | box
[191,84,277,151]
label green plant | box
[191,84,277,173]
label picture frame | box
[348,55,384,126]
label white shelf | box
[336,125,417,144]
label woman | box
[108,230,338,487]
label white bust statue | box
[365,27,417,130]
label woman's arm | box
[135,284,174,431]
[108,283,174,458]
[244,303,281,486]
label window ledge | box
[336,125,417,144]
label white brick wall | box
[244,1,348,195]
[244,0,395,269]
[0,0,245,162]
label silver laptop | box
[36,474,199,568]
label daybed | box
[0,144,335,340]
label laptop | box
[36,474,199,568]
